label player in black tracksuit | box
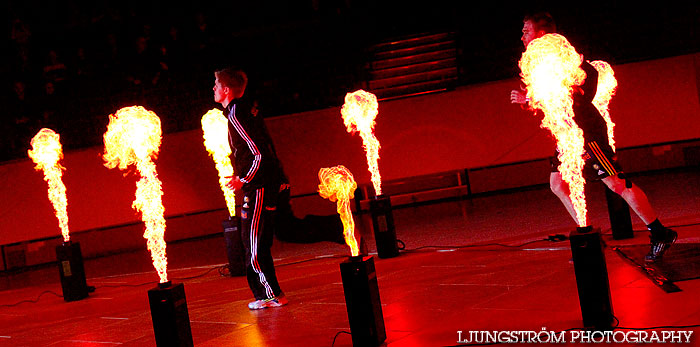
[215,68,288,309]
[215,68,346,309]
[226,96,286,303]
[511,13,677,262]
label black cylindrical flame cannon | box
[569,226,614,330]
[56,241,89,302]
[340,255,386,346]
[148,281,194,347]
[369,194,399,258]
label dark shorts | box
[550,140,623,181]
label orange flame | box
[590,60,618,152]
[103,106,168,283]
[28,128,70,242]
[519,34,588,226]
[341,90,382,196]
[202,109,236,216]
[318,165,359,256]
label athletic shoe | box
[248,294,288,310]
[644,229,677,263]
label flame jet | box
[590,60,618,152]
[519,34,588,226]
[103,106,168,283]
[28,128,71,242]
[202,108,236,216]
[341,90,383,196]
[318,165,359,257]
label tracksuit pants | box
[241,187,282,300]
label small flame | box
[28,128,70,242]
[341,90,382,196]
[103,106,168,283]
[519,34,588,226]
[318,165,359,256]
[202,109,236,216]
[590,60,618,152]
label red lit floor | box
[1,169,699,346]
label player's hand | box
[225,176,243,192]
[510,89,527,104]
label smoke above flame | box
[103,106,168,283]
[590,60,618,152]
[318,165,359,256]
[28,128,70,242]
[519,34,588,226]
[202,108,236,216]
[341,90,383,196]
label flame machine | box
[103,106,168,283]
[103,106,192,344]
[222,217,246,276]
[339,91,399,257]
[28,128,90,301]
[28,128,71,242]
[148,281,194,347]
[318,165,360,256]
[56,241,89,302]
[519,34,589,227]
[370,194,399,258]
[341,90,383,197]
[604,186,634,240]
[318,166,387,345]
[340,256,386,346]
[201,109,245,275]
[569,226,614,330]
[588,62,633,239]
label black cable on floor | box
[94,256,344,290]
[170,265,222,281]
[96,265,226,289]
[397,239,406,250]
[0,290,63,307]
[330,330,351,346]
[217,265,230,276]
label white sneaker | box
[248,294,288,310]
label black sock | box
[647,218,666,238]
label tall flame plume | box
[318,165,359,257]
[103,106,168,283]
[519,34,588,226]
[590,60,618,152]
[28,128,71,242]
[201,109,236,216]
[341,90,382,196]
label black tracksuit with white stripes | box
[226,97,284,300]
[550,61,622,180]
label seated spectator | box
[124,36,161,87]
[42,49,68,88]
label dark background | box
[3,0,698,161]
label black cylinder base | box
[148,282,193,347]
[369,195,399,258]
[55,241,89,302]
[569,227,614,330]
[222,217,246,276]
[340,256,386,346]
[604,186,634,240]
